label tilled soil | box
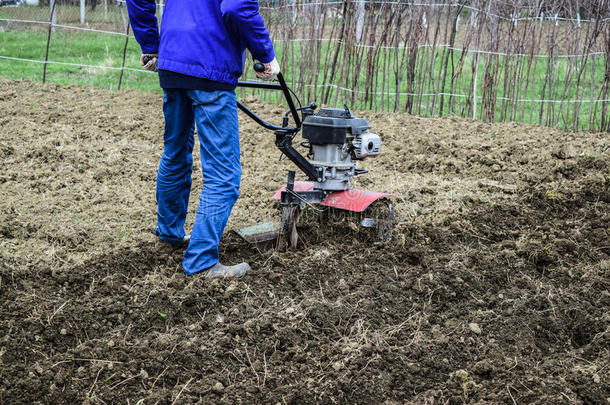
[0,78,609,404]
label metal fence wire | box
[0,0,609,131]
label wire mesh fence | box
[0,0,608,131]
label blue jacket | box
[126,0,275,85]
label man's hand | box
[140,53,158,72]
[255,58,280,81]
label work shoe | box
[155,234,190,252]
[203,262,251,278]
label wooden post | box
[472,53,479,119]
[80,0,85,25]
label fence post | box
[119,2,128,32]
[472,54,479,119]
[50,0,56,32]
[118,25,131,91]
[80,0,85,25]
[43,0,57,83]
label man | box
[126,0,279,277]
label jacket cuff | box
[141,42,159,54]
[254,48,275,64]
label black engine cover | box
[302,107,370,145]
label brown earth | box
[0,78,609,404]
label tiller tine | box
[237,174,394,250]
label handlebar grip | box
[253,62,265,73]
[142,56,152,65]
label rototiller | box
[236,64,394,249]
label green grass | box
[0,28,606,130]
[0,30,160,92]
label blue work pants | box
[155,89,241,275]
